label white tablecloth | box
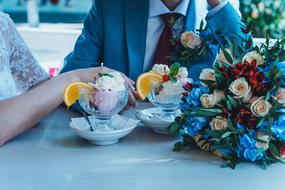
[0,103,284,190]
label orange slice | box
[63,82,93,107]
[136,72,163,100]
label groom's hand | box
[97,66,139,108]
[207,0,225,7]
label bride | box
[0,13,136,146]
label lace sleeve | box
[5,14,49,93]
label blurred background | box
[0,0,284,76]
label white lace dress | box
[0,13,48,101]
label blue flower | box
[183,116,208,136]
[259,109,285,141]
[236,123,245,132]
[237,134,264,161]
[186,86,208,107]
[272,109,285,141]
[179,85,208,112]
[276,62,285,80]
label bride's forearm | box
[0,72,78,145]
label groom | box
[61,0,248,106]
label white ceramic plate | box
[69,115,140,145]
[136,108,180,135]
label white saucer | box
[136,107,180,135]
[69,115,140,145]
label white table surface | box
[0,102,284,190]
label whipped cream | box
[92,72,126,92]
[151,64,170,76]
[150,64,188,80]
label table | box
[0,103,284,190]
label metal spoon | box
[80,108,94,132]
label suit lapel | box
[125,0,149,79]
[185,0,208,31]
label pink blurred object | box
[91,90,120,114]
[49,67,60,77]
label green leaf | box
[98,73,113,78]
[169,122,181,136]
[257,118,265,128]
[221,132,233,139]
[246,21,253,33]
[198,19,205,32]
[267,117,274,137]
[173,142,187,152]
[221,48,233,64]
[227,119,237,132]
[192,108,223,117]
[265,91,271,101]
[269,143,281,158]
[169,63,180,77]
[227,95,239,109]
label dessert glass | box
[79,86,129,131]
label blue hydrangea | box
[183,116,208,136]
[179,86,208,112]
[236,123,246,132]
[271,110,285,141]
[259,109,285,141]
[276,62,285,82]
[237,133,264,161]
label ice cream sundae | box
[136,63,190,119]
[87,72,127,114]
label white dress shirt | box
[143,0,229,71]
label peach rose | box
[200,90,224,109]
[181,31,202,49]
[275,88,285,105]
[229,78,252,103]
[199,69,217,87]
[250,96,272,117]
[242,52,264,66]
[210,116,228,131]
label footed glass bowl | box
[147,82,183,120]
[79,87,129,131]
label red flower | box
[183,83,194,92]
[280,146,285,156]
[233,108,257,129]
[222,108,230,118]
[182,92,189,97]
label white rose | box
[200,90,224,109]
[199,69,217,87]
[181,31,202,49]
[151,64,170,76]
[177,67,188,79]
[255,132,270,151]
[275,88,285,105]
[229,78,252,103]
[242,52,264,66]
[210,116,228,131]
[250,97,272,117]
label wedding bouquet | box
[170,38,285,169]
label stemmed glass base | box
[93,116,116,131]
